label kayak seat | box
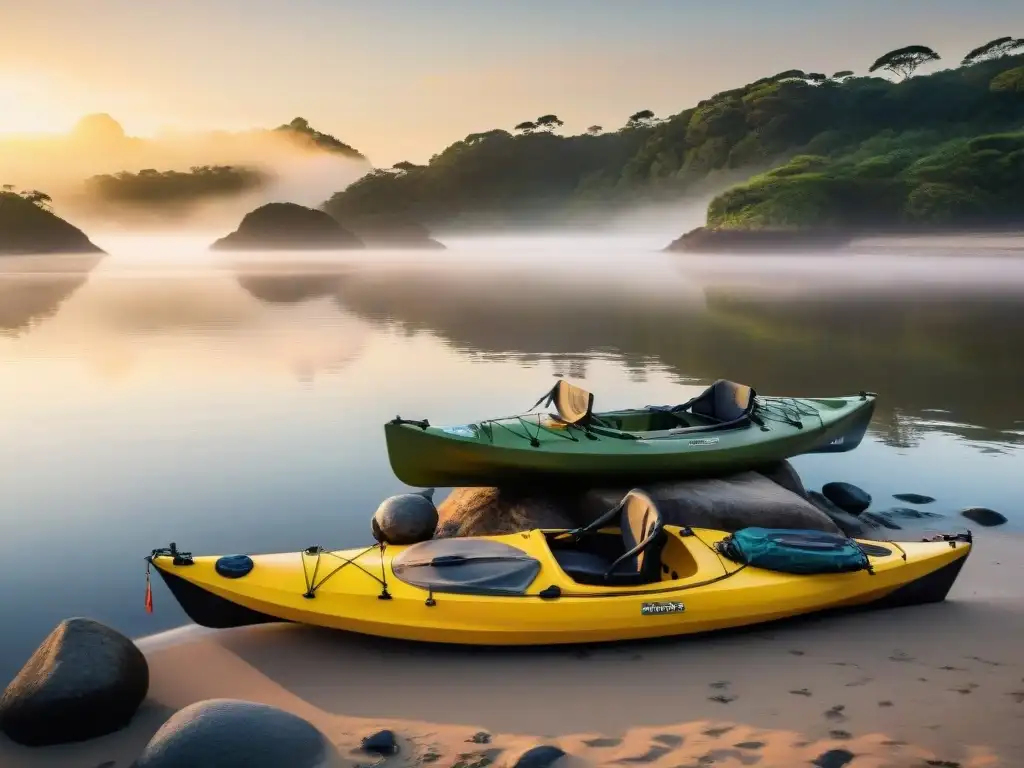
[552,489,667,586]
[678,379,755,424]
[552,549,616,582]
[551,379,595,425]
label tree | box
[626,109,656,128]
[534,114,564,133]
[20,190,52,209]
[514,121,536,134]
[868,45,941,81]
[831,70,855,81]
[961,37,1024,66]
[586,125,603,135]
[806,73,828,83]
[392,161,420,172]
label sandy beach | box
[2,529,1021,768]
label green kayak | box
[384,379,877,488]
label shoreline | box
[3,529,1021,767]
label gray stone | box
[861,511,902,530]
[756,459,808,499]
[0,617,148,746]
[511,744,567,768]
[132,699,332,768]
[884,506,943,520]
[960,507,1007,527]
[372,489,438,545]
[821,482,872,514]
[582,472,840,534]
[893,493,936,505]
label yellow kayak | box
[146,491,972,645]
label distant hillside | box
[323,40,1024,232]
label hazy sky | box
[2,0,1023,166]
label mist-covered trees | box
[274,117,364,158]
[84,166,269,206]
[321,41,1024,231]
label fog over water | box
[0,232,1022,679]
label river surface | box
[1,234,1023,680]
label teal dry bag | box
[716,527,874,575]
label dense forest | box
[84,165,269,207]
[323,39,1024,232]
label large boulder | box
[0,192,105,256]
[0,617,148,746]
[436,470,840,537]
[132,699,335,768]
[580,472,841,534]
[210,203,364,251]
[436,486,580,538]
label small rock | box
[893,493,936,505]
[822,482,872,514]
[362,729,399,755]
[861,511,903,530]
[467,731,491,744]
[510,744,566,768]
[885,506,943,520]
[960,507,1007,527]
[132,699,331,768]
[813,749,855,768]
[0,617,149,746]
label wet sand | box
[3,530,1022,767]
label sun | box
[0,73,78,136]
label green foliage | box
[711,130,1024,230]
[84,165,269,206]
[990,66,1024,93]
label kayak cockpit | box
[545,489,676,587]
[545,379,760,440]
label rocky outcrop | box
[210,202,364,251]
[0,193,104,256]
[132,698,334,768]
[664,226,852,253]
[436,470,840,538]
[340,214,446,249]
[0,617,148,746]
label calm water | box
[2,235,1023,680]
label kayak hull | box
[384,393,877,488]
[148,525,969,647]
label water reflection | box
[0,254,104,335]
[230,262,1024,453]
